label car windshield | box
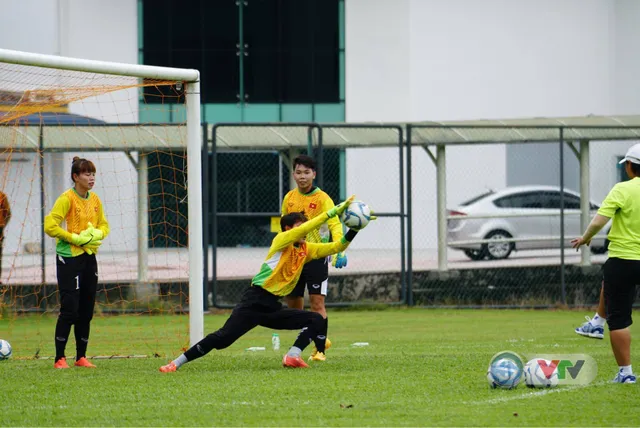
[460,191,495,206]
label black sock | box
[54,318,72,361]
[293,315,324,351]
[316,317,328,353]
[74,322,91,360]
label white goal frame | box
[0,48,204,346]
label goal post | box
[0,48,204,350]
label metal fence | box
[205,123,407,308]
[4,119,640,311]
[205,121,640,309]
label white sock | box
[619,365,633,375]
[287,346,302,357]
[592,313,606,326]
[172,354,188,368]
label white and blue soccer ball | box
[0,339,12,360]
[487,357,523,389]
[340,200,371,230]
[524,358,559,388]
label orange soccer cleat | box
[282,354,309,368]
[159,362,178,373]
[54,357,69,369]
[74,357,96,368]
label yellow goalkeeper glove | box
[70,223,104,254]
[85,222,104,241]
[327,195,355,218]
[82,223,104,255]
[69,229,94,247]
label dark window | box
[141,0,340,103]
[142,0,239,103]
[542,191,581,209]
[493,192,545,209]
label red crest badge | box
[309,203,317,209]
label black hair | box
[629,161,640,177]
[293,154,316,171]
[280,212,308,231]
[71,156,96,183]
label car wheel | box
[463,249,486,261]
[591,238,609,255]
[483,230,514,260]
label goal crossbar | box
[0,48,199,82]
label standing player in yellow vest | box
[282,155,345,361]
[44,157,109,369]
[572,143,640,384]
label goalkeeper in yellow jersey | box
[160,196,366,372]
[44,157,109,370]
[282,154,343,359]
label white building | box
[1,0,639,256]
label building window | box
[141,0,340,104]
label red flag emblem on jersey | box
[309,203,317,209]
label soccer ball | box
[340,200,371,230]
[524,358,559,388]
[0,339,12,360]
[487,357,523,389]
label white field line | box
[465,381,608,405]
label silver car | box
[447,185,609,260]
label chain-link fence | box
[206,122,640,309]
[206,124,407,308]
[6,120,640,311]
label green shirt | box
[597,177,640,260]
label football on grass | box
[0,339,12,360]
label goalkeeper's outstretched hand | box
[332,252,348,269]
[327,195,355,218]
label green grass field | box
[1,309,638,426]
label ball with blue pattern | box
[0,339,12,360]
[487,357,523,389]
[340,200,371,231]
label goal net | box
[0,49,203,359]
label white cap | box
[618,143,640,164]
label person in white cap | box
[571,142,640,383]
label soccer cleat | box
[159,362,178,373]
[309,351,326,362]
[74,357,96,368]
[311,337,332,358]
[54,357,69,369]
[282,354,309,368]
[574,316,604,339]
[612,371,637,384]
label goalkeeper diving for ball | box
[160,195,370,372]
[44,157,109,369]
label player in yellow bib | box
[159,196,365,372]
[282,155,344,361]
[44,157,109,369]
[572,143,640,383]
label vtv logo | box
[530,354,598,385]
